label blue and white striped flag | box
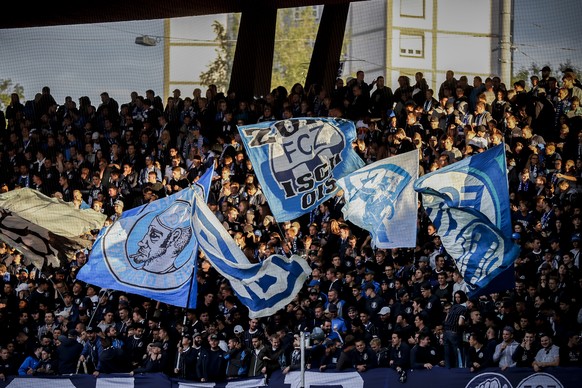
[191,193,312,318]
[238,118,365,222]
[413,144,519,297]
[336,150,419,248]
[77,167,214,309]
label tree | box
[199,18,239,93]
[512,60,581,88]
[558,59,581,80]
[200,7,351,95]
[512,62,545,88]
[271,7,319,91]
[0,79,25,112]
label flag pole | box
[176,248,198,372]
[300,331,307,388]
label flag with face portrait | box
[238,118,365,222]
[413,144,519,297]
[77,167,214,308]
[337,150,418,248]
[191,193,311,318]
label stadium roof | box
[0,0,364,29]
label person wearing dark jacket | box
[33,347,58,376]
[248,335,268,377]
[0,346,18,380]
[224,336,249,379]
[196,334,226,382]
[174,333,200,380]
[131,342,167,375]
[55,332,83,374]
[94,336,125,376]
[512,330,539,368]
[350,338,378,372]
[467,332,492,372]
[410,332,441,369]
[389,332,411,383]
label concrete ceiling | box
[1,0,363,29]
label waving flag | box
[191,193,311,318]
[0,210,91,269]
[77,167,213,309]
[0,188,105,269]
[337,150,418,248]
[238,118,365,222]
[413,145,519,297]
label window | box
[400,0,425,18]
[399,34,424,58]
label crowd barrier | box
[1,367,579,388]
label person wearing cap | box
[361,268,380,295]
[364,283,385,317]
[196,333,226,382]
[130,340,167,375]
[324,303,348,337]
[79,326,103,373]
[174,333,196,380]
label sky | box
[1,0,581,107]
[512,0,582,73]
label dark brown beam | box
[305,3,350,96]
[0,0,366,30]
[229,1,278,102]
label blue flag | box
[191,193,312,318]
[238,118,365,222]
[77,167,214,309]
[413,145,519,297]
[337,150,419,248]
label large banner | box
[77,168,213,309]
[337,150,419,248]
[413,145,519,297]
[238,118,365,222]
[0,368,579,388]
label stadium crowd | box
[0,66,582,383]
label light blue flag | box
[413,144,520,298]
[77,167,214,309]
[191,193,312,318]
[337,150,419,248]
[238,118,365,222]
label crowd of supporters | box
[0,66,582,382]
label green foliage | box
[200,7,352,96]
[271,7,318,91]
[558,59,581,79]
[0,79,25,112]
[512,60,581,88]
[199,18,238,93]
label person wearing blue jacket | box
[17,346,42,376]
